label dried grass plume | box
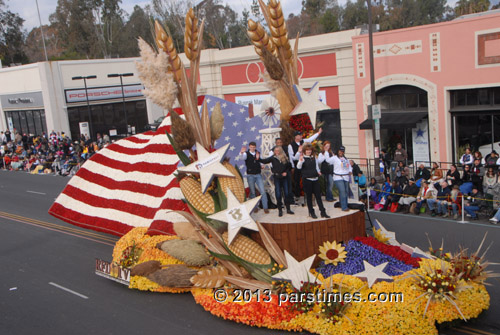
[136,38,177,111]
[170,110,195,150]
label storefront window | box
[454,113,497,157]
[67,100,148,140]
[4,110,47,136]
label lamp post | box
[108,73,134,135]
[367,0,380,176]
[72,75,96,140]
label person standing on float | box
[288,128,322,201]
[296,143,330,219]
[328,146,352,211]
[239,142,269,213]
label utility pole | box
[367,0,380,176]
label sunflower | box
[318,241,347,265]
[372,227,390,244]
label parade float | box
[50,1,497,334]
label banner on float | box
[95,259,130,285]
[235,91,327,112]
[412,120,430,165]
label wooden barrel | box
[251,210,366,262]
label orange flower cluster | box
[191,288,301,330]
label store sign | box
[95,259,130,285]
[235,91,327,112]
[0,92,44,109]
[79,122,90,139]
[412,120,430,164]
[65,84,144,103]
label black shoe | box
[287,209,294,215]
[310,212,317,219]
[320,211,330,219]
[278,209,283,217]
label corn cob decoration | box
[154,20,182,84]
[180,177,215,214]
[247,19,277,59]
[222,232,271,265]
[219,162,245,203]
[184,8,200,62]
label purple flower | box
[317,240,414,278]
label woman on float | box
[317,141,336,202]
[259,146,295,217]
[328,146,352,212]
[297,143,330,219]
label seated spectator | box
[414,164,431,186]
[464,186,485,220]
[395,161,410,187]
[470,159,485,192]
[375,178,392,210]
[381,181,403,212]
[430,162,444,183]
[460,147,474,169]
[414,180,436,215]
[427,181,451,217]
[474,150,486,166]
[447,185,463,220]
[356,171,367,190]
[460,165,473,195]
[398,178,420,213]
[483,168,498,209]
[10,155,22,170]
[485,150,499,171]
[361,177,380,205]
[446,164,461,187]
[350,160,362,180]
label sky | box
[5,0,302,32]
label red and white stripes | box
[49,117,188,237]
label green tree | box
[455,0,490,16]
[119,5,154,57]
[0,0,28,65]
[341,0,368,30]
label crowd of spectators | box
[0,129,110,176]
[364,146,500,223]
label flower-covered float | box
[53,2,498,335]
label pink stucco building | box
[354,10,500,164]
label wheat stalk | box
[154,20,182,84]
[184,8,200,62]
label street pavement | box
[0,170,499,335]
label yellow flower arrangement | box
[372,227,390,244]
[318,241,347,265]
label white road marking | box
[49,282,89,299]
[27,190,46,195]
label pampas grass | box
[170,110,195,150]
[136,38,177,111]
[280,121,295,146]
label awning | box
[359,112,427,130]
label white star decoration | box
[373,219,400,246]
[177,142,234,194]
[272,251,320,290]
[245,117,251,122]
[229,145,235,151]
[222,102,227,108]
[228,112,234,117]
[232,121,239,127]
[237,131,243,137]
[250,126,256,132]
[207,188,261,245]
[240,108,245,113]
[353,261,393,288]
[290,82,330,127]
[401,244,433,259]
[225,136,230,141]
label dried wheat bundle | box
[136,38,177,111]
[154,20,182,83]
[279,120,295,146]
[247,19,277,59]
[170,110,195,150]
[184,8,200,61]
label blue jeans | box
[451,203,459,215]
[247,174,268,209]
[494,208,500,220]
[460,182,473,195]
[273,176,290,208]
[427,198,437,211]
[464,205,479,218]
[325,174,334,201]
[437,201,449,214]
[334,179,350,210]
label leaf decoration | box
[256,221,288,268]
[224,275,272,291]
[190,266,228,288]
[165,131,190,166]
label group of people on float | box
[238,128,354,219]
[0,129,110,176]
[369,145,500,223]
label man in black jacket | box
[414,164,431,183]
[398,178,419,213]
[239,142,269,213]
